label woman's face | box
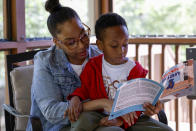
[54,18,89,65]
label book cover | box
[160,59,194,102]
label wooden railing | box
[128,37,196,131]
[1,37,195,131]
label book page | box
[109,78,164,120]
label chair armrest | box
[157,110,168,125]
[3,104,43,131]
[2,104,29,118]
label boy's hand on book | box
[99,116,123,127]
[121,112,138,126]
[66,96,83,122]
[143,100,163,116]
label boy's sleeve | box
[128,61,148,80]
[67,62,92,100]
[121,61,148,129]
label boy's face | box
[97,25,129,65]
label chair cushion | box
[10,65,34,131]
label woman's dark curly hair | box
[45,0,80,37]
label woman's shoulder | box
[83,54,103,71]
[88,54,103,63]
[34,46,55,61]
[33,46,58,69]
[89,44,103,58]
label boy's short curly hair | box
[95,13,128,41]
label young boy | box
[67,13,172,131]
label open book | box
[109,59,195,120]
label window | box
[114,0,196,35]
[60,0,89,26]
[25,0,94,38]
[0,0,3,38]
[25,0,50,38]
[60,0,95,35]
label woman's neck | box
[68,57,86,65]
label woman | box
[26,0,104,130]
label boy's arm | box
[82,98,113,112]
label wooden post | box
[3,0,8,39]
[135,44,139,61]
[11,0,26,42]
[148,44,152,79]
[101,0,109,14]
[161,45,165,110]
[189,99,193,131]
[99,0,113,15]
[175,45,179,131]
[161,45,165,77]
[189,44,193,131]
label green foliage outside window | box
[0,0,3,38]
[25,0,50,38]
[114,0,196,35]
[25,0,88,38]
